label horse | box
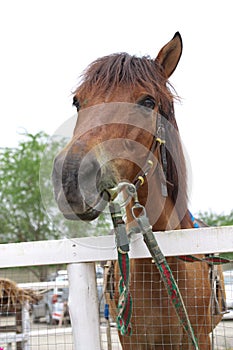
[52,33,224,349]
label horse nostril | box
[79,158,101,191]
[100,189,111,202]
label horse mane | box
[163,105,188,225]
[75,53,188,225]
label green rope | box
[178,254,232,265]
[109,201,133,336]
[117,251,133,335]
[143,229,199,349]
[132,204,200,350]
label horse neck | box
[146,186,181,231]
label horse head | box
[52,33,188,229]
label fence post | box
[68,262,101,350]
[21,302,30,350]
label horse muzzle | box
[52,143,116,221]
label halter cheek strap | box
[156,113,168,197]
[134,111,169,197]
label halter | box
[133,107,169,197]
[106,105,170,206]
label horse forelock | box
[75,53,177,114]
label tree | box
[0,132,58,243]
[197,210,233,227]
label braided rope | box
[132,205,200,349]
[117,251,132,336]
[109,201,133,336]
[177,254,231,264]
[143,229,200,350]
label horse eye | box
[138,96,156,110]
[73,96,80,111]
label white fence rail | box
[1,225,233,268]
[0,226,233,350]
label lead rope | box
[131,201,199,350]
[109,202,133,336]
[108,182,199,349]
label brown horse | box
[52,33,224,349]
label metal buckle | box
[106,182,138,207]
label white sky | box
[0,0,232,215]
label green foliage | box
[197,210,233,227]
[0,132,57,243]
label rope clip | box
[106,182,138,207]
[131,202,152,235]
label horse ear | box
[155,32,182,78]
